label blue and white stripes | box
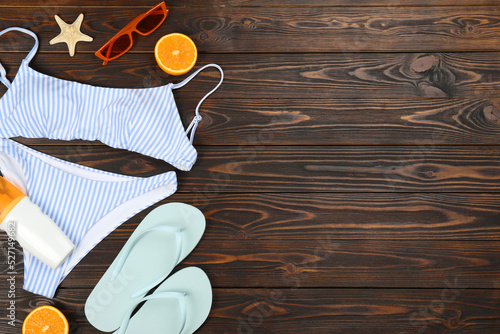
[0,28,224,172]
[0,27,223,298]
[0,139,177,298]
[0,60,197,171]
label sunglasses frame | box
[95,1,169,65]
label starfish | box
[49,13,93,57]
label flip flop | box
[85,203,205,332]
[114,267,212,334]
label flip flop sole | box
[117,267,212,334]
[85,203,205,332]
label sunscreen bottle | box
[0,176,74,269]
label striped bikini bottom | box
[0,139,177,298]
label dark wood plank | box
[101,192,500,241]
[7,143,500,193]
[8,97,500,145]
[188,0,500,6]
[188,146,500,193]
[3,190,500,292]
[1,0,186,7]
[2,238,497,289]
[2,236,499,289]
[155,98,500,145]
[3,192,498,243]
[63,239,500,289]
[2,52,500,99]
[1,7,500,52]
[164,193,500,240]
[0,288,498,334]
[199,98,500,145]
[2,0,499,7]
[0,287,498,334]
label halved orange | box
[155,33,197,76]
[22,305,69,334]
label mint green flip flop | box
[85,203,206,332]
[114,267,212,334]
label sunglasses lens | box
[136,11,166,34]
[96,3,168,64]
[102,34,132,59]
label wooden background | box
[1,0,500,333]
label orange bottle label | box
[0,177,26,224]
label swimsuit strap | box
[172,64,224,143]
[0,27,39,88]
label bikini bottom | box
[0,139,177,298]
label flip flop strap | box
[117,291,187,334]
[110,225,183,297]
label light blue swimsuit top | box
[0,27,223,171]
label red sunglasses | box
[95,1,169,65]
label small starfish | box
[50,13,93,57]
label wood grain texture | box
[158,98,500,145]
[0,7,500,52]
[0,0,499,333]
[3,0,499,7]
[190,146,500,192]
[188,0,500,6]
[2,191,499,245]
[0,0,187,7]
[188,146,500,192]
[6,143,499,193]
[1,238,500,289]
[0,288,498,334]
[7,97,500,145]
[0,237,500,291]
[2,52,500,99]
[163,193,500,240]
[64,239,500,289]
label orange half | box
[22,305,69,334]
[155,33,197,76]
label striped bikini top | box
[0,27,223,171]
